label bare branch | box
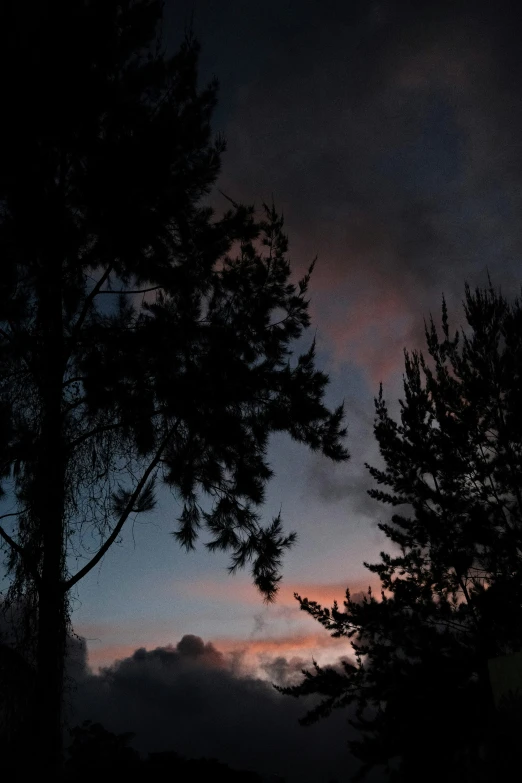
[0,511,23,523]
[68,407,170,450]
[68,421,124,450]
[62,376,86,389]
[217,188,239,208]
[62,397,88,416]
[64,423,177,591]
[0,513,41,587]
[97,285,163,295]
[66,266,113,357]
[0,325,37,376]
[0,524,24,556]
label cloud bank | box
[67,633,382,783]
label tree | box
[280,284,522,782]
[0,0,348,771]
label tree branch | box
[0,325,37,376]
[217,188,239,208]
[64,424,177,591]
[0,509,25,555]
[0,524,24,556]
[68,420,125,450]
[97,285,163,295]
[62,396,88,416]
[68,407,170,450]
[66,266,113,358]
[62,376,86,388]
[0,513,41,587]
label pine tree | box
[0,1,348,771]
[280,284,522,782]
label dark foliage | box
[0,0,347,770]
[61,720,265,782]
[280,284,522,781]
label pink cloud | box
[80,578,379,672]
[321,288,414,384]
[216,631,353,675]
[182,577,376,608]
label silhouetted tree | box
[63,721,265,782]
[0,0,347,772]
[280,284,522,782]
[63,720,139,779]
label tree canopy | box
[0,0,347,770]
[281,284,522,782]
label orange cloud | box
[216,631,349,657]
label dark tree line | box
[0,0,347,772]
[281,284,522,782]
[63,720,267,783]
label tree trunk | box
[33,252,66,773]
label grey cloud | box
[308,457,380,519]
[68,634,375,783]
[304,398,383,519]
[260,655,310,688]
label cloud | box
[78,574,384,673]
[259,654,315,688]
[78,573,383,682]
[215,632,352,670]
[306,452,380,515]
[182,576,374,611]
[69,634,368,783]
[203,0,522,389]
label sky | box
[11,0,522,778]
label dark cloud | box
[173,0,522,383]
[68,633,383,783]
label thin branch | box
[97,285,163,295]
[62,396,88,416]
[0,325,37,376]
[0,524,24,556]
[0,514,42,587]
[64,423,178,591]
[68,407,170,450]
[66,266,113,358]
[218,188,239,208]
[0,510,25,527]
[62,376,86,389]
[68,421,125,450]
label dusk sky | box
[27,0,522,779]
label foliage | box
[280,284,522,781]
[62,720,265,781]
[64,720,140,778]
